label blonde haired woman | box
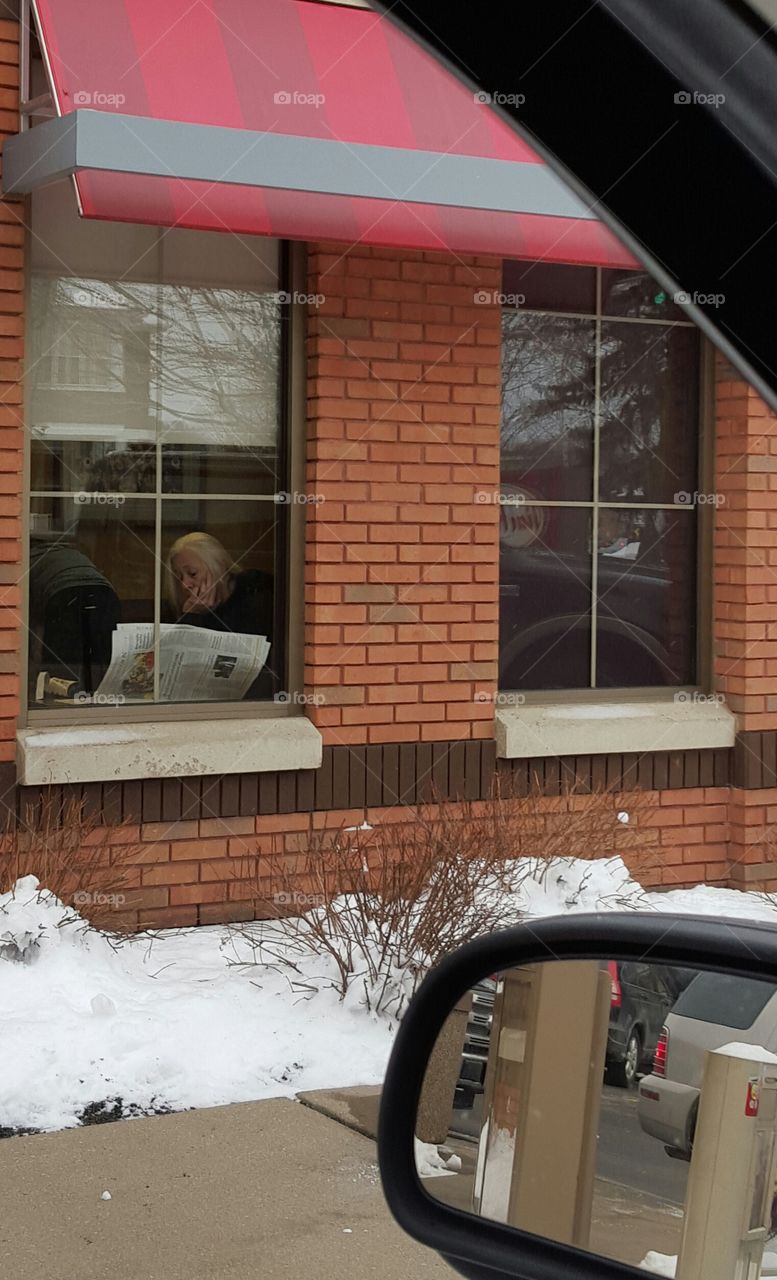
[166,532,271,637]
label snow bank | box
[0,878,390,1133]
[2,856,777,1134]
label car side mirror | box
[377,913,777,1280]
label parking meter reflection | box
[416,960,777,1278]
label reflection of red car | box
[606,961,695,1089]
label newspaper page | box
[94,623,270,703]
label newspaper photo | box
[94,623,270,703]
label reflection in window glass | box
[499,263,701,692]
[598,323,699,505]
[27,200,285,711]
[500,507,592,690]
[501,314,595,503]
[600,268,686,321]
[29,277,281,497]
[596,508,696,687]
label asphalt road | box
[453,1084,688,1207]
[598,1084,688,1206]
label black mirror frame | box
[377,912,777,1280]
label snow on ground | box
[413,1138,461,1178]
[0,876,391,1133]
[2,858,777,1134]
[641,1253,777,1277]
[640,1253,677,1277]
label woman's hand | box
[181,570,219,613]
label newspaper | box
[94,623,270,703]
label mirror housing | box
[377,913,777,1280]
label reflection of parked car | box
[452,962,693,1112]
[638,972,777,1159]
[606,961,695,1088]
[499,545,678,689]
[454,978,496,1111]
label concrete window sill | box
[16,715,323,785]
[495,699,737,759]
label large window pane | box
[498,263,701,694]
[155,280,280,496]
[596,508,696,687]
[500,507,592,691]
[29,277,156,493]
[598,323,699,504]
[29,279,282,497]
[501,314,595,502]
[27,184,285,713]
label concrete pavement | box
[298,1084,382,1139]
[0,1098,453,1280]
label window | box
[26,183,290,713]
[671,973,777,1031]
[499,262,702,692]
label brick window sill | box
[495,698,737,759]
[16,716,323,785]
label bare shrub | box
[0,790,141,932]
[229,777,659,1016]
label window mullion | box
[152,231,163,704]
[590,268,603,689]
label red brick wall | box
[95,788,728,931]
[0,19,23,767]
[713,355,777,883]
[727,790,775,886]
[304,244,501,746]
[714,353,777,729]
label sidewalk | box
[0,1098,453,1280]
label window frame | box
[498,263,716,701]
[20,223,307,728]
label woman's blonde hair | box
[166,532,237,612]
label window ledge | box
[17,715,323,785]
[495,698,737,759]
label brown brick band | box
[0,738,744,828]
[733,730,777,788]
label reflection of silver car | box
[638,972,777,1159]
